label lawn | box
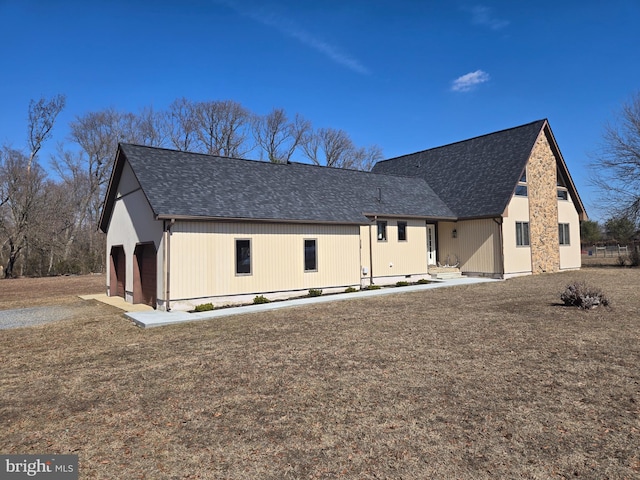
[1,267,639,479]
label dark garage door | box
[134,243,157,308]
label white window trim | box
[516,221,530,247]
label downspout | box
[369,216,376,285]
[163,219,175,311]
[493,217,505,278]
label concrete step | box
[429,267,463,280]
[432,271,463,280]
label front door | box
[427,224,436,266]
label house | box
[98,119,586,311]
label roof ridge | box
[120,142,399,178]
[377,119,547,164]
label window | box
[397,221,407,241]
[515,169,528,196]
[557,169,569,200]
[559,223,570,245]
[304,239,317,272]
[516,222,530,246]
[235,239,251,275]
[377,220,387,241]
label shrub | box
[344,286,358,293]
[308,288,323,297]
[363,284,381,290]
[417,279,431,285]
[395,281,410,287]
[194,302,214,312]
[630,248,640,267]
[560,281,610,310]
[253,295,270,304]
[616,255,628,267]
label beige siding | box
[503,196,532,275]
[359,219,428,284]
[106,161,164,300]
[169,222,361,300]
[439,219,502,275]
[558,198,581,269]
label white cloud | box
[451,70,490,92]
[468,5,510,30]
[217,0,369,75]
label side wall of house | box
[105,160,164,302]
[168,221,361,309]
[503,196,532,276]
[359,218,429,286]
[558,193,581,270]
[502,128,581,277]
[438,219,502,276]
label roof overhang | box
[155,214,368,226]
[362,212,458,222]
[542,121,589,221]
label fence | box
[583,243,639,257]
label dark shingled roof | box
[99,143,456,231]
[372,120,547,219]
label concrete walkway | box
[79,293,154,312]
[122,277,498,328]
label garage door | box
[134,243,157,308]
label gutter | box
[163,219,175,311]
[369,216,375,285]
[493,217,505,277]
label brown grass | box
[1,268,639,479]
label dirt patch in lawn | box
[0,274,104,309]
[1,269,639,479]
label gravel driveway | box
[0,305,80,330]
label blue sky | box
[1,0,639,221]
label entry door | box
[427,224,436,266]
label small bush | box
[253,295,270,304]
[560,281,610,310]
[395,281,410,287]
[194,302,214,312]
[308,288,323,297]
[363,284,381,290]
[344,286,358,293]
[616,255,628,267]
[417,279,431,285]
[630,249,640,267]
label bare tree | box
[166,98,198,151]
[194,100,252,157]
[351,144,384,172]
[0,148,47,277]
[253,108,310,163]
[135,106,168,147]
[58,108,139,269]
[592,91,640,221]
[27,94,66,171]
[301,127,383,170]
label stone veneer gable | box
[527,130,560,273]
